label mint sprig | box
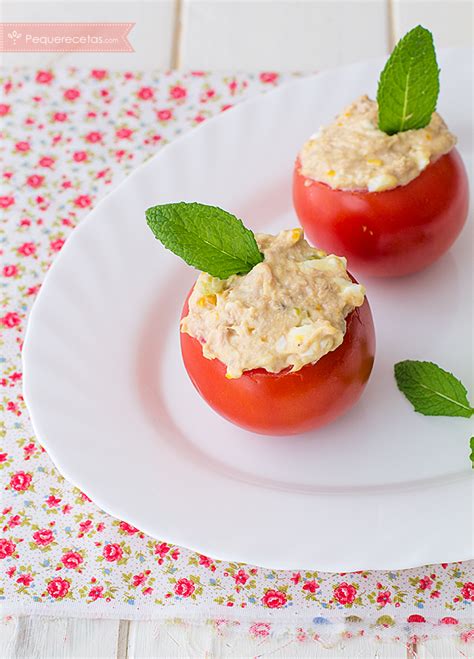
[394,360,473,418]
[377,25,440,135]
[470,437,474,470]
[146,202,263,279]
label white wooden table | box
[1,1,472,656]
[1,615,471,658]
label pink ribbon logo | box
[0,23,135,52]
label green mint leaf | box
[377,25,440,135]
[394,360,474,418]
[470,437,474,469]
[146,202,263,280]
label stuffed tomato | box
[293,29,469,278]
[180,228,375,435]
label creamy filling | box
[299,95,456,192]
[181,229,365,378]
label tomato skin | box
[293,148,469,277]
[180,288,375,436]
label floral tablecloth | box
[0,67,473,645]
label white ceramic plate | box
[23,50,473,572]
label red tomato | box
[293,149,469,277]
[180,287,375,435]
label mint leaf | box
[377,25,440,135]
[146,202,263,279]
[394,361,474,418]
[470,437,474,469]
